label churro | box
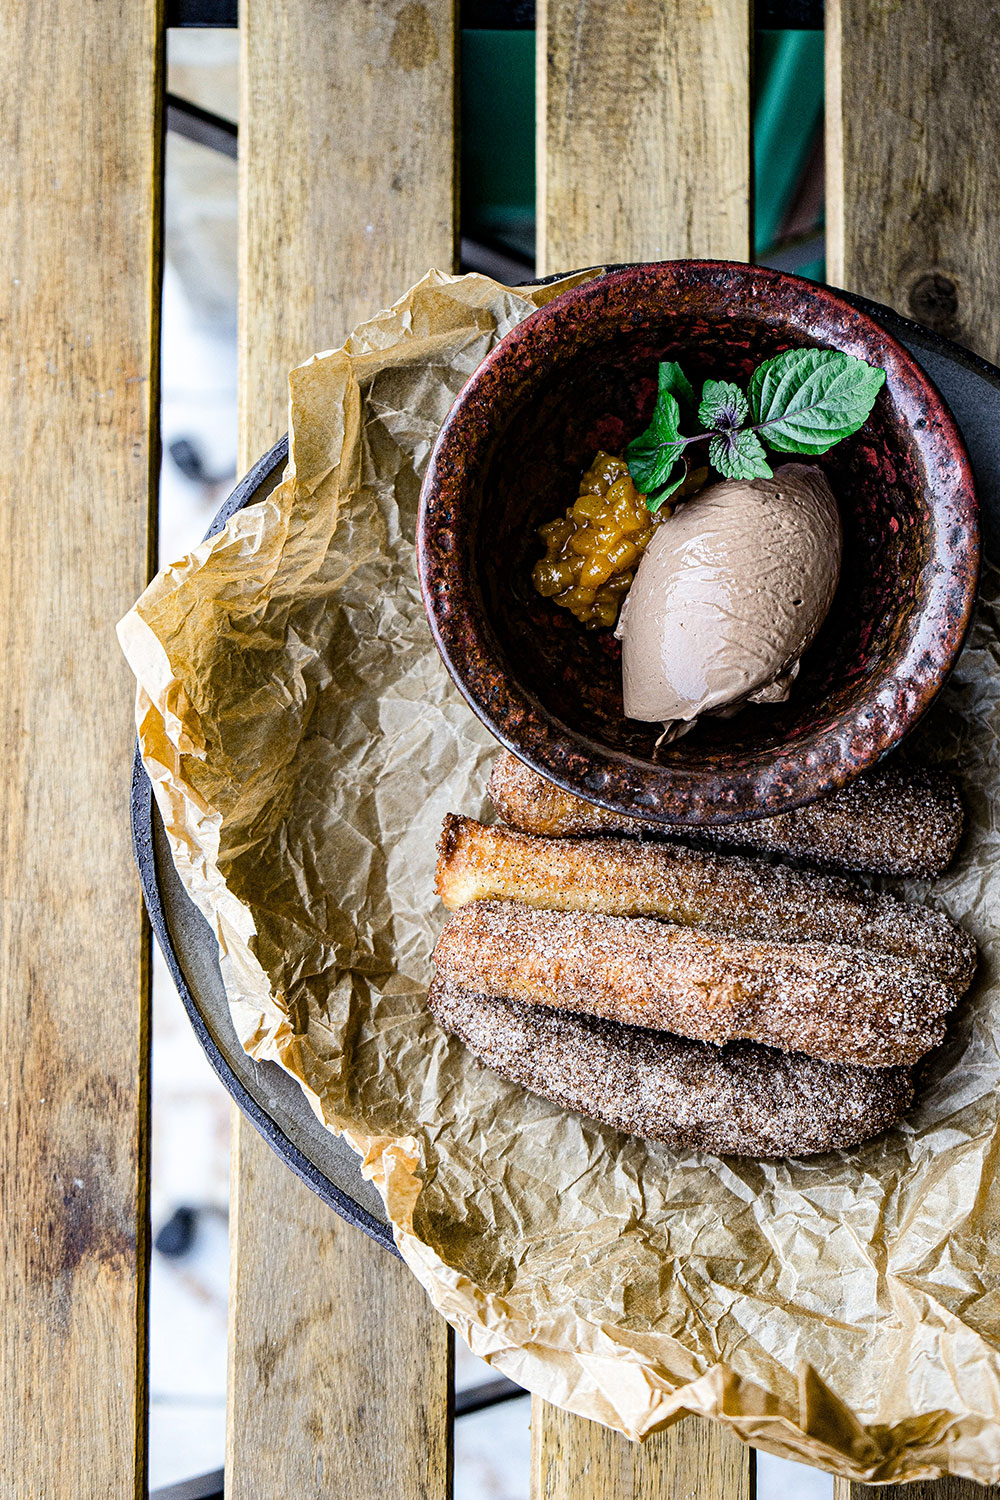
[431,900,956,1068]
[487,751,965,879]
[428,979,914,1158]
[436,815,975,991]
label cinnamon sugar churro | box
[431,900,957,1068]
[487,751,965,879]
[429,978,915,1158]
[436,815,975,991]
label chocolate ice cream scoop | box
[615,463,842,735]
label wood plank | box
[227,2,456,1496]
[829,5,1000,1496]
[533,1,755,1493]
[239,0,458,454]
[227,1131,453,1500]
[826,0,1000,362]
[531,1402,753,1500]
[0,1,162,1494]
[537,0,752,276]
[833,1481,990,1500]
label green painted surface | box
[460,27,825,278]
[754,30,825,277]
[461,30,535,258]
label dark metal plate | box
[131,280,1000,1249]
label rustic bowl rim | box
[416,259,980,826]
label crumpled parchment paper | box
[119,269,1000,1485]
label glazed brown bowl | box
[416,261,979,825]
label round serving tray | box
[132,278,1000,1252]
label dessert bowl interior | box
[418,262,979,824]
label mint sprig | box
[625,348,886,512]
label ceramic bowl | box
[416,261,979,825]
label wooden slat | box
[834,1482,990,1500]
[238,0,458,454]
[227,1133,453,1499]
[826,0,1000,362]
[829,3,1000,1496]
[533,0,755,1493]
[0,1,162,1494]
[532,1403,753,1500]
[227,2,457,1496]
[536,0,752,276]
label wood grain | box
[536,0,752,276]
[0,1,162,1494]
[227,2,456,1496]
[827,0,1000,361]
[239,0,458,456]
[834,1480,992,1500]
[227,1131,453,1500]
[531,1402,753,1500]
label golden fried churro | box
[428,979,914,1158]
[487,751,965,879]
[431,900,956,1068]
[435,816,976,991]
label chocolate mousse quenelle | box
[615,464,842,740]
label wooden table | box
[3,1,999,1494]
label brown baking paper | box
[119,269,1000,1485]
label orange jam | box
[531,451,664,628]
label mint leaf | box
[626,437,684,496]
[698,379,748,430]
[748,348,886,454]
[646,386,681,446]
[626,383,684,494]
[659,360,695,409]
[709,428,772,481]
[644,459,689,513]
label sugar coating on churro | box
[487,751,965,879]
[428,979,915,1158]
[435,815,976,991]
[432,900,957,1068]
